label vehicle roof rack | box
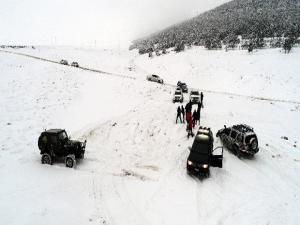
[232,124,254,133]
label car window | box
[224,129,230,135]
[58,131,68,141]
[152,75,157,77]
[192,141,210,154]
[41,135,47,144]
[175,91,181,95]
[50,135,58,143]
[230,130,237,139]
[237,134,243,142]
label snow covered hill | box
[0,46,299,225]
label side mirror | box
[188,146,192,151]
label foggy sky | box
[0,0,230,47]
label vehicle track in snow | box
[1,49,299,105]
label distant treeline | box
[130,0,300,53]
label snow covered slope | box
[0,46,299,225]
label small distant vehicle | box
[71,62,79,67]
[187,127,223,177]
[173,89,183,103]
[190,90,200,103]
[177,81,188,93]
[146,74,164,84]
[38,129,86,168]
[216,124,259,157]
[60,60,68,65]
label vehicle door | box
[211,147,223,168]
[228,130,238,149]
[221,128,231,147]
[49,135,61,156]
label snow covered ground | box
[0,46,300,225]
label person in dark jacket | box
[176,106,182,123]
[181,105,185,123]
[196,108,201,125]
[192,110,197,128]
[200,92,204,108]
[185,101,192,123]
[187,117,194,138]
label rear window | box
[175,91,181,95]
[245,134,257,143]
[191,91,199,95]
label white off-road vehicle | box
[173,89,183,103]
[190,90,200,103]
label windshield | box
[191,141,210,154]
[175,91,181,95]
[58,131,68,141]
[191,91,199,95]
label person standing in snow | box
[176,106,182,124]
[187,117,194,138]
[185,101,192,123]
[200,92,204,108]
[181,105,185,123]
[196,108,201,125]
[192,110,197,128]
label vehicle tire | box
[65,154,76,168]
[41,153,52,165]
[249,138,258,151]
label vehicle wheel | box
[250,138,258,151]
[65,154,76,168]
[41,153,52,165]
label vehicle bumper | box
[187,164,209,175]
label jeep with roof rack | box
[187,127,223,177]
[216,124,259,157]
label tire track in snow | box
[1,49,299,105]
[0,49,136,80]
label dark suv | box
[177,81,188,93]
[38,129,86,168]
[187,127,223,177]
[216,124,259,157]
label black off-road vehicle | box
[177,81,188,93]
[216,124,259,157]
[187,127,223,177]
[38,129,86,168]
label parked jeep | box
[60,59,68,65]
[173,89,183,103]
[216,124,259,157]
[177,81,188,93]
[38,129,86,168]
[146,74,164,84]
[187,127,223,177]
[190,90,200,103]
[71,61,79,67]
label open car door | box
[211,146,223,168]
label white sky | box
[0,0,230,47]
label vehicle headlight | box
[187,161,193,166]
[202,164,208,169]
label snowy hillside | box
[0,46,300,225]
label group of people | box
[176,92,204,138]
